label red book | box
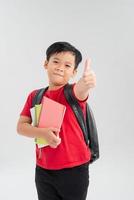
[38,96,66,130]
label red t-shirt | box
[20,84,91,170]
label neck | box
[48,83,66,91]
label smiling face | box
[44,51,77,90]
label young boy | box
[17,41,96,200]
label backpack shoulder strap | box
[86,104,99,162]
[64,83,99,163]
[64,84,89,145]
[32,87,49,107]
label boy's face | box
[44,51,77,88]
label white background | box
[0,0,134,199]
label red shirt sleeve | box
[20,90,37,118]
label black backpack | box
[32,83,99,164]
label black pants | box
[35,162,89,200]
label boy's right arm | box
[16,116,61,148]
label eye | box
[65,64,71,68]
[53,60,58,64]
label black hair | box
[46,41,82,69]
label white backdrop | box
[0,0,134,199]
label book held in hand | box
[38,96,66,129]
[31,96,66,148]
[30,104,47,147]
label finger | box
[83,58,91,76]
[50,144,57,148]
[51,127,60,133]
[50,137,61,148]
[52,128,60,137]
[56,131,60,137]
[57,137,61,144]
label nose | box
[56,64,64,72]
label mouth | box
[53,73,64,77]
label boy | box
[17,41,96,200]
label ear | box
[44,60,48,69]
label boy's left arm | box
[74,58,96,101]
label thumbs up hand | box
[83,58,91,77]
[74,58,96,101]
[82,58,96,89]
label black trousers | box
[35,162,89,200]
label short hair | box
[46,41,82,69]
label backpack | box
[32,83,99,164]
